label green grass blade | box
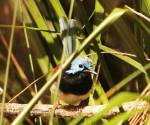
[68,116,83,125]
[0,24,56,32]
[103,110,137,125]
[68,0,75,19]
[81,92,139,125]
[142,0,150,15]
[0,0,19,124]
[24,0,62,63]
[49,0,67,17]
[95,81,108,104]
[100,45,147,74]
[107,63,150,97]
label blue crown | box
[65,57,93,74]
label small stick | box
[0,101,148,118]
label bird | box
[50,17,96,105]
[50,56,96,105]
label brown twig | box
[0,101,148,118]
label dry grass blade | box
[129,85,150,125]
[125,5,150,22]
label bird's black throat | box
[59,71,93,95]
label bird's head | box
[65,57,97,75]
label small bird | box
[51,56,96,105]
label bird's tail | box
[59,17,77,58]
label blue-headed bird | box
[51,17,96,105]
[51,56,96,105]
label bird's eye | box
[79,64,83,68]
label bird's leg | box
[78,98,89,108]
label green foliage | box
[0,0,150,125]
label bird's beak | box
[84,70,97,75]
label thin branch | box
[1,101,148,118]
[0,24,58,33]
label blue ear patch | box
[65,57,93,74]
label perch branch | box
[0,101,148,118]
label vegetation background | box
[0,0,150,125]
